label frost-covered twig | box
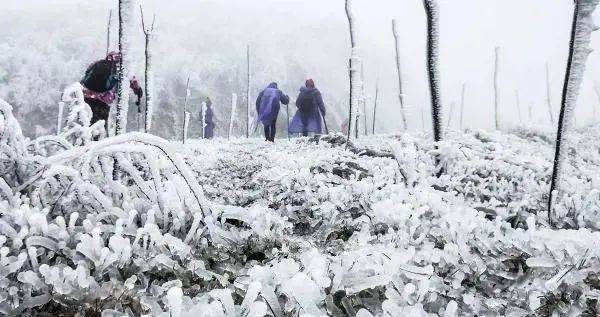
[548,0,599,224]
[345,0,359,148]
[372,77,379,135]
[460,83,466,130]
[246,45,252,138]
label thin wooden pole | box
[494,46,500,130]
[546,62,555,124]
[372,77,379,135]
[106,10,112,55]
[392,19,407,131]
[182,76,190,144]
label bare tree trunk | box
[514,90,522,124]
[200,101,206,139]
[372,77,379,135]
[423,0,443,143]
[140,6,155,133]
[460,83,466,130]
[183,112,190,144]
[548,0,599,225]
[246,45,252,138]
[493,46,500,130]
[229,93,238,140]
[529,103,533,122]
[392,19,407,131]
[345,0,359,149]
[182,76,190,143]
[361,62,368,136]
[593,83,600,122]
[106,10,112,55]
[546,62,555,124]
[447,102,455,128]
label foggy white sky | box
[2,0,600,133]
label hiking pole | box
[320,109,329,135]
[286,103,290,140]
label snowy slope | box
[2,99,600,316]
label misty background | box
[1,0,599,139]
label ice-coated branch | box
[392,19,407,131]
[548,0,599,223]
[115,0,135,135]
[423,0,443,142]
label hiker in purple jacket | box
[203,97,215,139]
[289,79,326,136]
[256,82,290,142]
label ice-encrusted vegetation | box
[2,97,600,316]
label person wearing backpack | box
[80,51,143,133]
[289,79,326,137]
[256,82,290,142]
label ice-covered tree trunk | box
[392,19,407,131]
[493,46,500,130]
[183,112,190,144]
[182,76,190,143]
[345,0,360,147]
[246,45,252,138]
[515,90,523,124]
[423,0,443,143]
[546,63,555,124]
[57,101,64,135]
[548,0,599,223]
[372,77,379,135]
[229,93,238,139]
[106,10,112,55]
[140,6,156,133]
[460,83,466,130]
[115,0,134,135]
[200,101,206,139]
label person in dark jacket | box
[289,79,326,136]
[203,97,215,139]
[256,82,290,142]
[80,51,143,133]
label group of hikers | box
[81,52,327,141]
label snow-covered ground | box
[1,97,600,316]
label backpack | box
[297,92,314,112]
[81,60,117,93]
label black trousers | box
[263,120,277,142]
[85,97,110,133]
